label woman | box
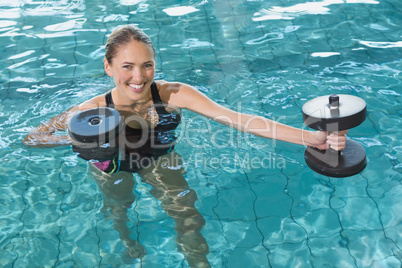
[23,25,346,267]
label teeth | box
[129,83,144,90]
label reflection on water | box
[253,0,380,21]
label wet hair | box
[104,25,155,64]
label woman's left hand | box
[311,130,348,151]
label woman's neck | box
[111,87,153,108]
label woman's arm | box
[22,106,80,148]
[23,95,105,148]
[161,82,346,151]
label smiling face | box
[104,39,156,105]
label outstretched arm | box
[162,82,346,151]
[22,107,80,148]
[23,94,105,148]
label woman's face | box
[104,40,155,104]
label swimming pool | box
[1,0,401,267]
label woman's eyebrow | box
[121,60,153,65]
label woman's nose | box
[131,67,143,81]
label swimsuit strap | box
[150,82,169,115]
[105,91,114,108]
[104,83,169,115]
[150,82,162,103]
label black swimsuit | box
[101,82,181,173]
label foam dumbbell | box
[302,94,367,177]
[68,107,124,161]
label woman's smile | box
[128,83,145,93]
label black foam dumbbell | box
[68,107,124,161]
[302,94,367,177]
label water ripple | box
[359,40,402,48]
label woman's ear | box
[104,58,113,77]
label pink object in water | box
[93,160,111,171]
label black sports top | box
[102,82,181,173]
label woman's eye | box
[144,63,153,68]
[123,65,132,69]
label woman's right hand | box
[309,130,348,151]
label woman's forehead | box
[114,40,155,61]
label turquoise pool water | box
[1,0,401,267]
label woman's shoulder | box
[154,80,204,109]
[155,80,190,107]
[155,80,182,91]
[78,93,108,110]
[154,80,190,101]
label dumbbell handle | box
[328,95,347,153]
